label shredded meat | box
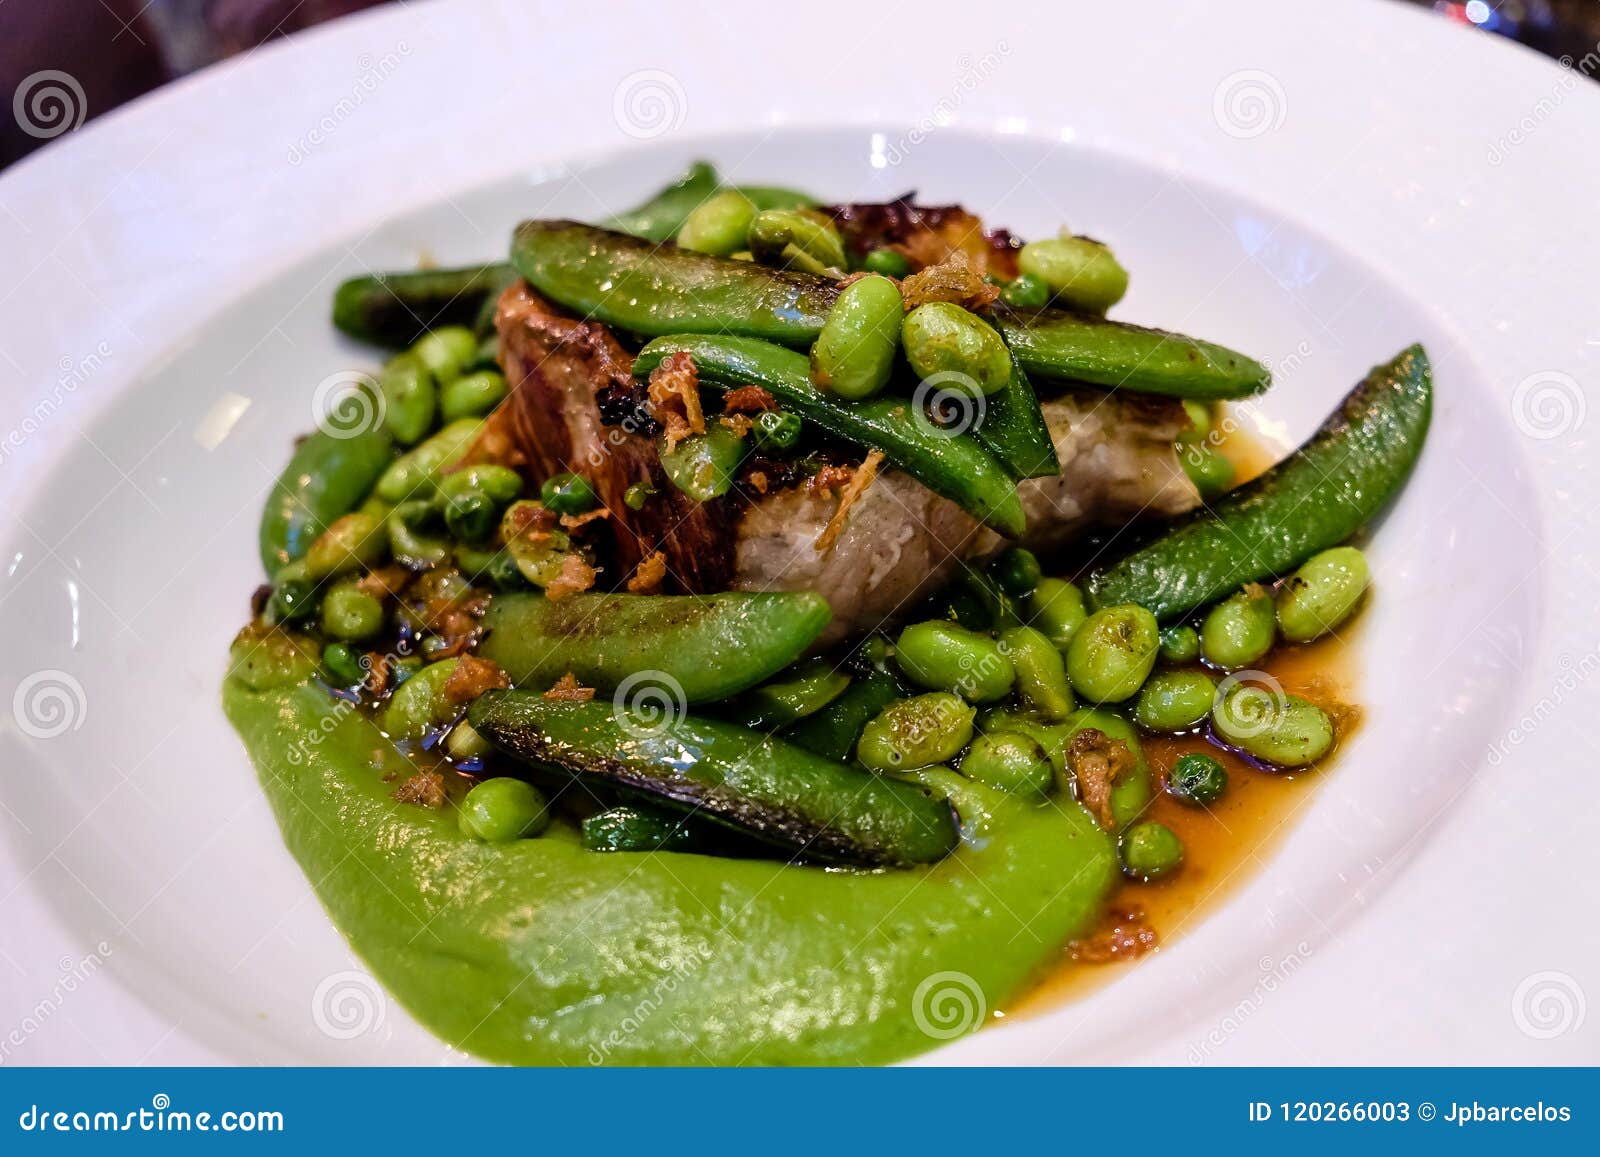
[627,550,668,594]
[1069,908,1159,963]
[543,672,596,702]
[545,552,597,601]
[813,450,884,553]
[443,654,510,705]
[394,770,447,809]
[898,252,1000,311]
[724,385,777,413]
[1066,728,1137,831]
[647,351,705,450]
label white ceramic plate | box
[2,0,1597,1065]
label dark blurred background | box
[2,0,1598,170]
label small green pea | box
[410,326,478,384]
[1177,399,1213,445]
[378,352,437,445]
[1132,670,1216,733]
[322,642,367,687]
[676,189,758,256]
[1167,752,1228,807]
[320,579,386,642]
[438,464,523,505]
[1275,546,1370,643]
[458,777,550,842]
[856,692,976,772]
[1200,586,1276,670]
[1026,577,1088,650]
[1158,624,1201,665]
[439,370,508,422]
[810,274,903,401]
[894,621,1015,703]
[901,302,1013,398]
[999,272,1051,309]
[1211,686,1335,768]
[1119,821,1184,880]
[747,208,847,275]
[1066,604,1160,703]
[999,626,1075,721]
[1179,441,1235,500]
[446,719,493,762]
[540,472,598,515]
[958,731,1053,796]
[990,547,1042,598]
[750,409,802,453]
[659,426,746,502]
[1017,235,1129,313]
[860,247,911,277]
[381,657,460,740]
[623,482,655,510]
[443,490,498,543]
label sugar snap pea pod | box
[723,657,852,730]
[783,666,903,763]
[477,590,831,703]
[469,692,959,867]
[600,161,818,244]
[1085,345,1431,621]
[581,805,719,854]
[258,426,393,577]
[633,335,1026,537]
[332,263,517,348]
[997,304,1270,399]
[972,351,1060,479]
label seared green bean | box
[580,805,717,854]
[784,666,903,763]
[602,161,815,243]
[725,657,851,729]
[331,263,517,348]
[1179,441,1235,499]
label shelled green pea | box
[1166,752,1228,807]
[320,577,385,642]
[458,777,550,842]
[859,248,910,277]
[990,547,1042,598]
[1119,821,1184,880]
[999,272,1050,309]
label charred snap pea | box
[1026,577,1088,650]
[1066,604,1160,704]
[998,626,1075,721]
[783,665,903,763]
[1211,685,1335,768]
[375,418,483,502]
[676,189,759,256]
[1132,670,1215,733]
[751,409,802,452]
[259,425,393,577]
[724,657,852,730]
[459,778,551,842]
[1085,346,1431,620]
[856,692,977,773]
[895,621,1015,703]
[1200,586,1276,670]
[659,426,747,502]
[810,274,902,400]
[378,353,437,445]
[581,804,718,854]
[1276,546,1370,643]
[1017,235,1130,314]
[331,263,517,348]
[959,731,1053,796]
[901,303,1012,398]
[477,590,831,703]
[747,208,847,276]
[469,692,959,867]
[634,336,1025,537]
[439,370,507,422]
[602,161,815,243]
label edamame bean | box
[458,777,550,841]
[1158,624,1200,665]
[379,352,437,445]
[751,409,801,452]
[381,657,460,740]
[959,731,1053,796]
[1200,586,1275,670]
[1065,604,1160,703]
[1211,685,1334,767]
[1119,821,1183,880]
[438,463,523,505]
[856,692,976,771]
[411,326,478,383]
[810,274,903,400]
[439,370,508,421]
[676,189,759,256]
[999,272,1050,309]
[747,208,847,275]
[1027,577,1088,649]
[659,426,747,502]
[1166,752,1227,807]
[1179,441,1235,499]
[999,625,1074,721]
[894,621,1015,703]
[376,418,483,502]
[1017,235,1129,313]
[540,472,597,515]
[388,500,452,567]
[1275,546,1370,643]
[322,642,367,688]
[1132,670,1215,733]
[991,547,1042,597]
[860,248,911,277]
[301,510,387,579]
[263,561,318,625]
[320,578,386,642]
[901,302,1013,398]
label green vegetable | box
[958,732,1053,796]
[1179,399,1213,444]
[901,302,1012,398]
[998,626,1074,721]
[469,692,958,868]
[634,336,1025,537]
[970,351,1060,480]
[442,489,498,543]
[581,805,715,854]
[724,657,851,729]
[539,472,597,515]
[301,510,387,579]
[458,778,550,842]
[381,658,460,740]
[999,272,1050,309]
[1065,604,1160,703]
[810,274,902,400]
[991,547,1042,598]
[259,426,393,577]
[856,693,976,772]
[751,409,802,452]
[676,189,758,256]
[477,590,831,703]
[331,263,517,347]
[321,642,366,688]
[1179,441,1235,499]
[1211,686,1335,768]
[1199,586,1276,670]
[263,562,318,625]
[894,621,1014,703]
[378,353,437,445]
[747,208,847,275]
[387,500,451,567]
[860,248,911,277]
[1167,752,1228,807]
[659,426,747,502]
[410,326,478,384]
[375,418,482,502]
[1158,624,1201,665]
[623,482,655,510]
[1026,578,1088,649]
[438,464,523,505]
[1276,546,1370,643]
[1084,346,1431,620]
[1132,670,1215,733]
[980,707,1155,829]
[320,579,385,642]
[602,161,814,243]
[1119,821,1184,880]
[446,719,492,761]
[439,370,508,421]
[783,666,903,763]
[1017,236,1129,314]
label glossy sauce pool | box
[1006,412,1363,1018]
